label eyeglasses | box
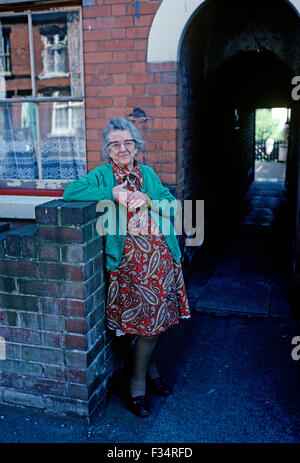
[107,139,136,152]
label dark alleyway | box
[1,163,300,443]
[187,161,293,319]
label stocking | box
[130,334,159,398]
[147,340,161,380]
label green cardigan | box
[63,163,181,270]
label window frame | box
[0,5,86,192]
[51,99,83,137]
[0,27,12,76]
[39,29,69,79]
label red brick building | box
[2,0,300,251]
[1,0,300,421]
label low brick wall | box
[0,199,127,422]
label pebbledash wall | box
[0,0,193,422]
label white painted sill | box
[0,195,61,219]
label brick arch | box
[147,0,300,63]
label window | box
[0,7,86,188]
[0,27,11,75]
[51,98,83,136]
[40,32,68,79]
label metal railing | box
[255,139,283,162]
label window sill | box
[0,195,61,219]
[47,132,76,138]
[38,72,70,80]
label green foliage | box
[255,109,282,141]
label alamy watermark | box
[0,336,6,360]
[291,76,300,100]
[291,336,300,361]
[95,197,204,247]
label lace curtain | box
[0,11,86,182]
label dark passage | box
[179,0,300,316]
[187,162,293,318]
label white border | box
[147,0,300,63]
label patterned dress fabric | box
[106,159,190,336]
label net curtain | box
[0,12,86,181]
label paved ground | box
[1,161,300,444]
[255,160,286,181]
[0,309,299,444]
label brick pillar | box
[0,200,124,422]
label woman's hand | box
[112,182,148,210]
[112,181,130,208]
[128,191,148,211]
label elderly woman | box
[63,118,190,417]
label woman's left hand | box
[128,191,148,211]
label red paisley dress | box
[106,159,190,337]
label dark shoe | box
[128,395,150,417]
[148,376,173,396]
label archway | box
[147,0,300,63]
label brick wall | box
[234,109,255,191]
[177,33,204,267]
[0,200,128,422]
[82,0,179,185]
[82,0,196,267]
